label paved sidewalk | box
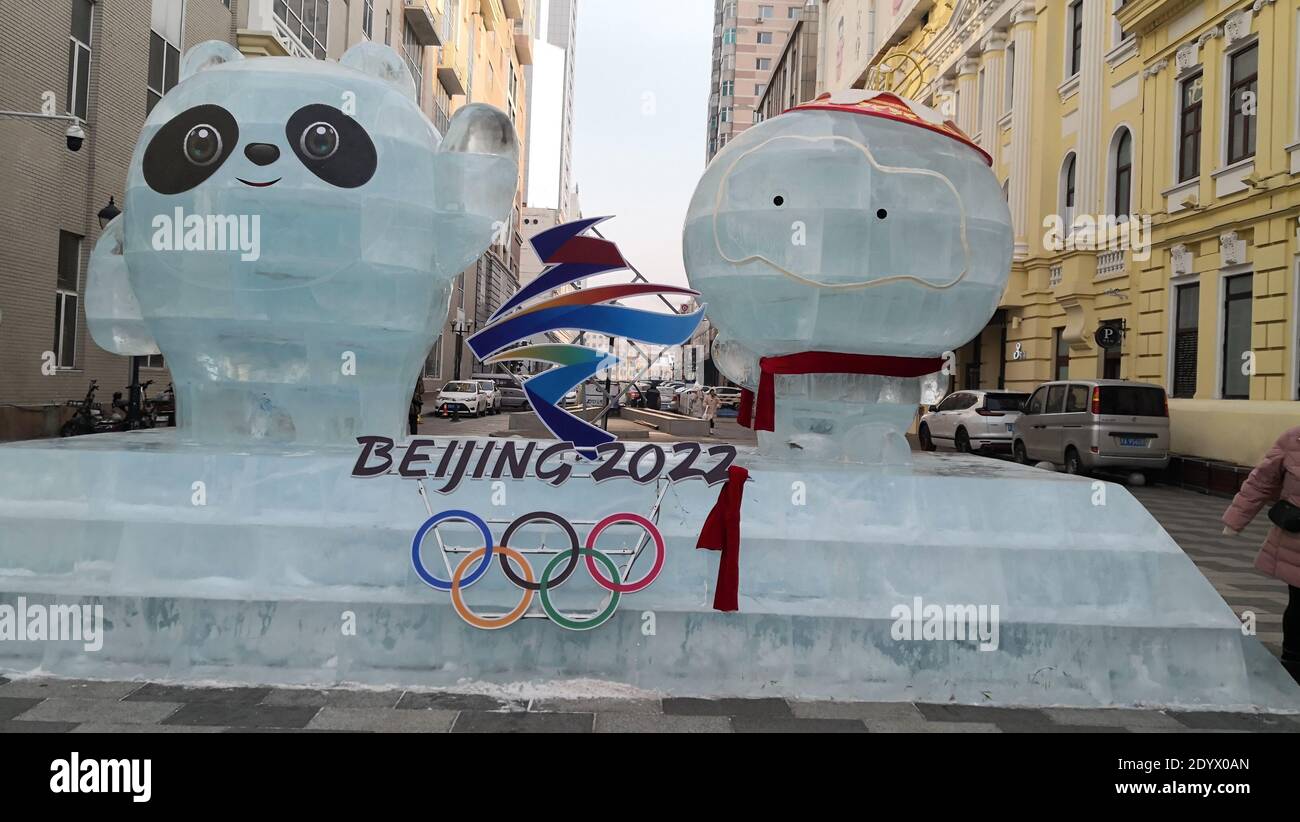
[2,676,1298,733]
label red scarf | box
[695,464,749,612]
[736,351,944,432]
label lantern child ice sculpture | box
[683,90,1013,463]
[85,41,519,445]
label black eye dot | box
[876,208,888,219]
[773,195,784,206]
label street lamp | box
[97,196,120,229]
[451,317,474,381]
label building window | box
[788,6,800,18]
[1067,0,1084,77]
[1221,273,1252,399]
[402,22,423,103]
[1177,72,1202,182]
[147,0,184,114]
[1227,43,1258,165]
[1060,153,1077,230]
[1172,282,1199,398]
[720,80,734,96]
[758,5,773,17]
[1054,327,1069,380]
[67,0,93,120]
[755,82,766,97]
[1112,127,1132,217]
[363,0,374,39]
[976,68,985,124]
[274,0,329,58]
[426,338,441,378]
[757,57,771,70]
[1004,43,1015,113]
[723,27,736,45]
[757,31,773,45]
[385,10,392,44]
[720,107,730,123]
[55,231,82,369]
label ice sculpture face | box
[89,41,518,445]
[683,92,1013,361]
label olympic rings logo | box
[411,510,666,631]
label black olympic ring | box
[498,510,581,591]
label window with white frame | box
[55,231,82,369]
[1067,0,1083,78]
[363,0,374,39]
[757,31,773,45]
[1226,42,1258,165]
[147,0,184,114]
[66,0,93,120]
[1221,273,1253,399]
[1060,153,1077,230]
[1111,127,1132,217]
[1112,0,1133,47]
[275,0,330,59]
[1177,71,1203,182]
[759,5,773,17]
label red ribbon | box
[736,351,944,432]
[695,464,749,612]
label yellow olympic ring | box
[450,546,534,630]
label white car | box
[475,380,501,415]
[435,381,485,417]
[917,389,1029,455]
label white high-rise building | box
[524,0,579,220]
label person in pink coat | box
[1222,425,1300,684]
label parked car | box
[474,379,501,414]
[1011,379,1170,476]
[710,386,743,409]
[918,390,1028,454]
[434,381,485,416]
[498,387,530,411]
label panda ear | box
[179,40,245,82]
[339,42,417,102]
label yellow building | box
[837,0,1299,469]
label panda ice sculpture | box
[683,90,1013,463]
[86,41,518,445]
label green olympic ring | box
[538,548,622,631]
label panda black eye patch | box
[286,104,376,188]
[142,105,240,194]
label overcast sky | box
[570,0,713,298]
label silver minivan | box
[1012,380,1170,476]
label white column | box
[1008,2,1036,259]
[979,32,1008,162]
[956,56,980,138]
[1074,0,1108,223]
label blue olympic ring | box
[411,509,495,591]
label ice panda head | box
[683,91,1013,360]
[122,40,517,297]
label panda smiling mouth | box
[237,177,281,187]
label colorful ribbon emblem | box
[466,217,704,451]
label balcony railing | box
[1096,249,1126,279]
[404,0,443,47]
[242,0,315,59]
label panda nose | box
[244,143,280,166]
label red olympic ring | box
[583,512,666,594]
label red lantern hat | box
[787,89,992,167]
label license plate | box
[1006,423,1014,432]
[1118,436,1149,447]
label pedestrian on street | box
[645,384,661,410]
[701,388,720,433]
[409,377,424,436]
[1222,424,1300,684]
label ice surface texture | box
[0,433,1297,710]
[85,41,518,445]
